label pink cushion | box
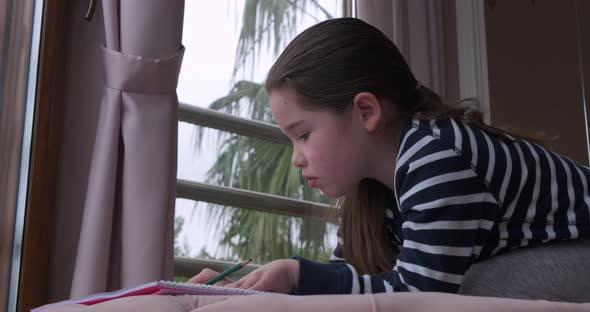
[39,293,588,312]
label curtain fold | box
[358,0,459,103]
[71,0,184,298]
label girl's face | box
[270,87,373,198]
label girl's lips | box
[307,178,318,188]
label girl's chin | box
[318,186,348,198]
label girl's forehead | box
[270,87,305,106]
[271,95,328,131]
[269,87,346,129]
[269,88,310,118]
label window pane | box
[176,0,345,264]
[175,198,338,264]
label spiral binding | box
[159,281,266,295]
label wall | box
[485,0,590,164]
[581,1,590,154]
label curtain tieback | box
[101,46,185,94]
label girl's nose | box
[291,149,307,168]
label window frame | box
[10,0,69,311]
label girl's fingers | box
[239,277,258,289]
[213,277,235,286]
[187,268,219,284]
[227,279,244,288]
[248,280,269,292]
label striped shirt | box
[294,116,590,295]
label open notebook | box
[32,281,264,312]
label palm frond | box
[232,0,333,78]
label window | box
[174,0,353,277]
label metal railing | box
[178,103,290,145]
[177,179,336,223]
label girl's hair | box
[265,18,519,274]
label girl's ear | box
[352,92,382,133]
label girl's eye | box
[297,132,310,141]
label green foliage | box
[174,216,191,257]
[233,0,333,78]
[210,81,272,122]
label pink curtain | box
[71,0,184,298]
[358,0,460,103]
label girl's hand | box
[226,259,299,294]
[187,268,234,286]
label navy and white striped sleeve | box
[293,140,500,295]
[393,142,500,292]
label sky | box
[175,0,342,259]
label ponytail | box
[338,179,397,274]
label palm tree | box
[198,0,337,264]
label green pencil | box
[204,259,252,285]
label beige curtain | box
[70,0,184,298]
[358,0,460,103]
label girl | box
[190,18,590,295]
